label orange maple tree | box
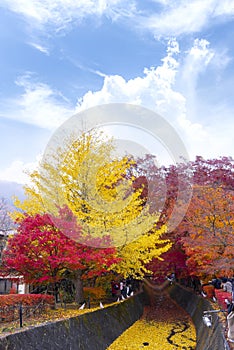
[137,156,233,280]
[180,185,234,277]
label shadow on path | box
[142,279,196,350]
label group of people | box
[181,275,234,343]
[189,275,234,303]
[111,278,135,299]
[200,276,234,343]
[201,277,234,303]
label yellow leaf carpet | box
[107,293,196,350]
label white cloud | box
[29,42,49,55]
[75,38,233,160]
[1,0,234,36]
[175,38,234,158]
[0,159,39,184]
[3,38,231,160]
[74,39,204,158]
[0,0,136,31]
[138,0,234,37]
[1,74,74,130]
[0,39,232,162]
[177,38,229,114]
[177,39,215,119]
[187,39,214,67]
[214,0,234,16]
[76,38,182,112]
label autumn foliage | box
[11,131,171,290]
[0,294,54,308]
[180,185,234,276]
[2,213,118,293]
[9,128,234,287]
[0,294,54,323]
[137,156,233,280]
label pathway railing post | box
[19,304,23,328]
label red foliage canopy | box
[2,212,118,285]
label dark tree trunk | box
[73,270,84,304]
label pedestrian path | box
[107,292,196,350]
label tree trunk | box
[73,270,84,305]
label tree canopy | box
[13,131,163,248]
[11,127,233,286]
[2,212,118,302]
[180,185,234,277]
[137,156,234,280]
[10,131,171,299]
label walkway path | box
[108,284,196,350]
[143,293,196,349]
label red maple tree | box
[2,212,118,303]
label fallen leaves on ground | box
[0,303,113,337]
[107,294,196,350]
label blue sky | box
[0,0,234,184]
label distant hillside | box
[0,181,25,205]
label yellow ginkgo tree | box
[111,225,171,279]
[13,130,171,289]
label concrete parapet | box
[168,283,230,350]
[0,293,147,350]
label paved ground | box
[142,290,196,349]
[215,289,234,349]
[144,281,234,349]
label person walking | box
[201,282,216,301]
[227,303,234,343]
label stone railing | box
[0,284,229,350]
[0,292,147,350]
[167,283,230,350]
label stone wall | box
[0,285,229,350]
[168,284,230,350]
[0,293,147,350]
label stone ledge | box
[0,293,147,350]
[168,284,230,350]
